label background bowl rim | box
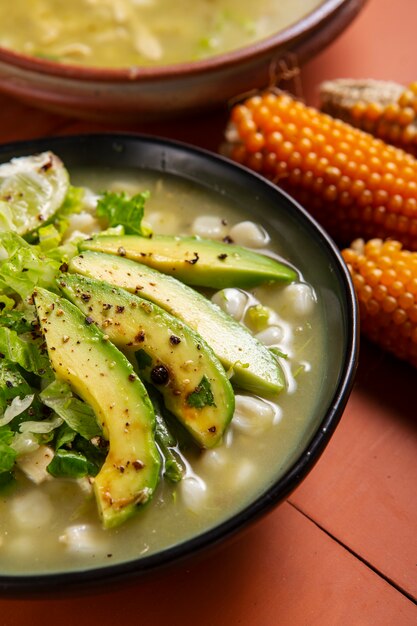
[0,133,359,595]
[0,0,351,81]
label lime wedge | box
[0,152,69,235]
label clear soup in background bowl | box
[0,134,358,595]
[0,0,367,121]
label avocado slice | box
[33,288,160,529]
[59,273,235,449]
[80,234,297,289]
[69,252,286,396]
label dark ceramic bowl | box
[0,134,358,595]
[0,0,367,121]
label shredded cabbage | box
[0,393,34,427]
[19,415,63,434]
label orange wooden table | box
[0,0,416,623]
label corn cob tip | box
[319,78,417,155]
[320,79,405,114]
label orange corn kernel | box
[342,238,417,367]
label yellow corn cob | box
[342,238,417,367]
[320,79,417,155]
[226,91,417,249]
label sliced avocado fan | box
[59,272,235,449]
[69,251,286,396]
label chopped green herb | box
[186,375,216,409]
[270,347,288,360]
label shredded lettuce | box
[0,307,35,334]
[0,169,111,487]
[54,422,77,450]
[96,191,152,236]
[0,327,50,375]
[57,185,85,218]
[0,427,16,473]
[35,186,85,253]
[47,448,97,479]
[0,360,33,414]
[38,223,62,252]
[40,379,102,440]
[0,294,15,311]
[19,415,63,434]
[0,394,34,427]
[48,426,106,479]
[0,161,166,490]
[0,232,60,298]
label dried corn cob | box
[320,79,417,155]
[225,91,417,249]
[342,238,417,367]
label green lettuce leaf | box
[54,422,77,450]
[38,223,62,252]
[57,186,85,218]
[0,307,36,334]
[0,426,17,472]
[40,379,102,440]
[47,448,96,479]
[47,432,106,479]
[0,232,60,298]
[0,327,50,375]
[96,191,151,236]
[0,360,33,415]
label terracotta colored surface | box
[289,340,417,600]
[0,0,417,623]
[303,0,417,103]
[0,504,415,626]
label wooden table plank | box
[0,503,415,626]
[290,340,417,600]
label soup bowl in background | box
[0,134,358,595]
[0,0,367,122]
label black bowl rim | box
[0,133,359,595]
[0,0,356,81]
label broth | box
[0,0,324,68]
[0,168,327,574]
